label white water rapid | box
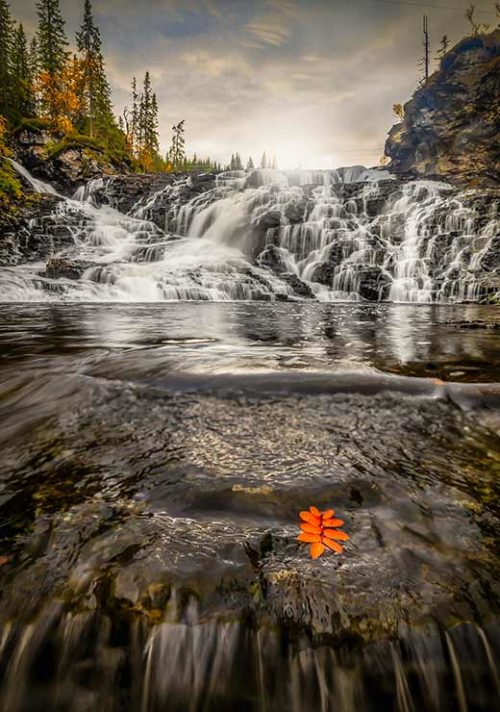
[0,164,498,303]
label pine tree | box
[435,34,449,61]
[29,36,40,79]
[36,0,69,77]
[246,156,254,170]
[234,152,243,170]
[130,73,161,170]
[0,0,14,120]
[167,120,186,170]
[271,155,277,169]
[36,0,70,118]
[260,151,267,169]
[11,24,35,117]
[76,0,114,138]
[150,93,159,153]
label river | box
[0,301,499,711]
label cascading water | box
[0,163,498,303]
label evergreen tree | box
[0,0,14,120]
[150,93,159,153]
[234,152,243,170]
[36,0,69,77]
[260,151,267,169]
[167,120,186,169]
[29,36,40,79]
[435,34,449,61]
[11,24,35,117]
[36,0,69,118]
[131,76,139,146]
[126,73,161,170]
[246,156,254,170]
[229,153,235,170]
[271,154,277,169]
[76,0,114,137]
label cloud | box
[243,0,298,47]
[10,0,492,167]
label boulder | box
[45,257,94,280]
[281,272,314,298]
[256,245,290,274]
[358,266,392,301]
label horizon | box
[11,0,499,168]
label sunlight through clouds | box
[10,0,499,167]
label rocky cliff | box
[385,29,500,186]
[10,121,131,194]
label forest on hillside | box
[0,0,276,175]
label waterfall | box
[0,604,498,712]
[9,158,59,195]
[1,164,498,303]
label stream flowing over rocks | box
[0,164,498,304]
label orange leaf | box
[310,542,325,559]
[321,509,335,520]
[298,532,321,543]
[323,539,343,554]
[300,523,322,534]
[322,518,344,528]
[323,529,349,541]
[299,511,321,524]
[309,506,321,517]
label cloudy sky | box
[11,0,497,168]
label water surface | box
[0,302,499,712]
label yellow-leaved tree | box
[36,56,84,134]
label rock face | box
[0,194,63,266]
[11,125,130,194]
[385,30,500,186]
[85,171,217,221]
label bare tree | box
[465,4,481,34]
[417,15,430,85]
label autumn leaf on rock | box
[298,506,349,559]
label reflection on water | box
[0,302,499,711]
[0,302,499,381]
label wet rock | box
[0,194,63,265]
[357,267,392,301]
[86,172,219,229]
[283,199,307,223]
[252,209,282,230]
[256,245,290,274]
[45,258,94,280]
[281,272,314,298]
[479,235,500,272]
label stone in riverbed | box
[45,257,95,280]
